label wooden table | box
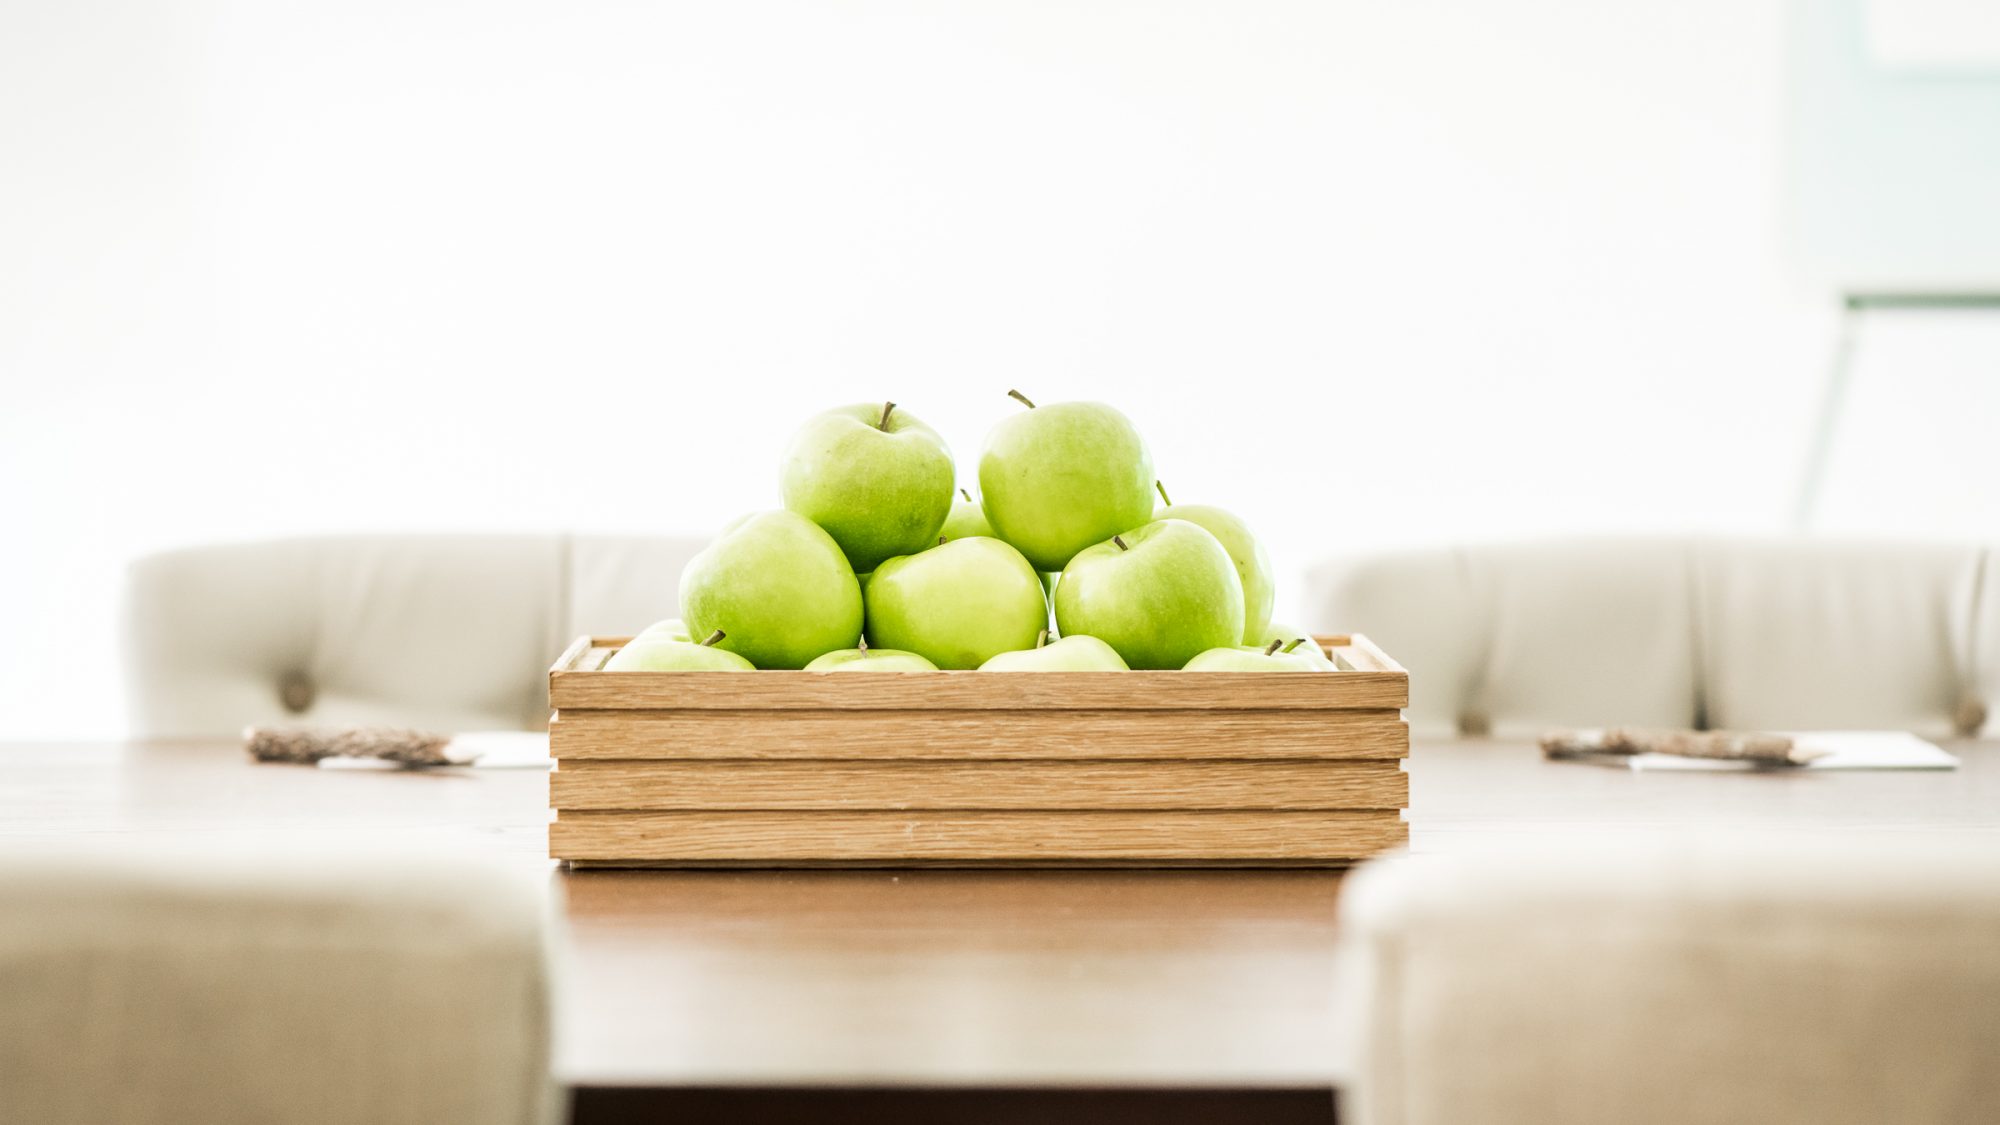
[3,738,1993,1124]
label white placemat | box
[1631,730,1959,771]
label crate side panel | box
[550,758,1409,811]
[549,668,1406,711]
[550,709,1409,761]
[549,809,1407,863]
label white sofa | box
[1305,538,1997,740]
[126,534,1998,741]
[1332,832,2000,1125]
[0,838,558,1125]
[125,534,706,737]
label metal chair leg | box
[1792,295,1861,530]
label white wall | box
[2,0,1992,738]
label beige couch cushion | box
[1303,546,1487,736]
[1333,833,2000,1125]
[1306,538,1995,738]
[0,838,557,1125]
[568,534,706,639]
[124,533,705,737]
[1694,540,1979,733]
[1472,540,1699,737]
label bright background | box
[3,0,1997,737]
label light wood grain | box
[553,634,597,677]
[550,669,1409,712]
[545,633,1410,866]
[548,634,1409,711]
[560,860,1375,871]
[550,759,1409,811]
[1334,634,1404,674]
[549,709,1409,761]
[549,809,1408,863]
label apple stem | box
[878,401,896,430]
[960,488,971,502]
[701,630,726,647]
[1283,638,1307,653]
[1263,639,1284,656]
[939,536,947,546]
[1156,480,1172,507]
[858,636,868,652]
[1036,629,1049,649]
[1112,535,1130,551]
[1007,389,1036,409]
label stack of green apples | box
[606,392,1334,675]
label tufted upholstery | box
[1304,538,1996,741]
[1331,832,2000,1125]
[124,534,706,737]
[129,534,1998,741]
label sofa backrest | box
[129,534,1999,741]
[124,534,706,737]
[1304,538,1996,740]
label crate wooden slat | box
[547,633,1410,868]
[551,759,1408,811]
[549,636,1408,712]
[551,809,1407,864]
[550,708,1408,761]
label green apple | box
[1183,638,1334,672]
[634,617,692,643]
[1153,482,1274,644]
[804,642,939,672]
[679,510,864,669]
[781,402,955,573]
[864,537,1047,669]
[1255,626,1336,666]
[1053,519,1244,670]
[1292,637,1339,668]
[977,390,1155,571]
[1279,634,1336,666]
[1258,621,1310,646]
[604,628,756,672]
[939,489,996,542]
[979,630,1129,671]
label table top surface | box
[3,736,1995,1089]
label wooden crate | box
[547,634,1409,867]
